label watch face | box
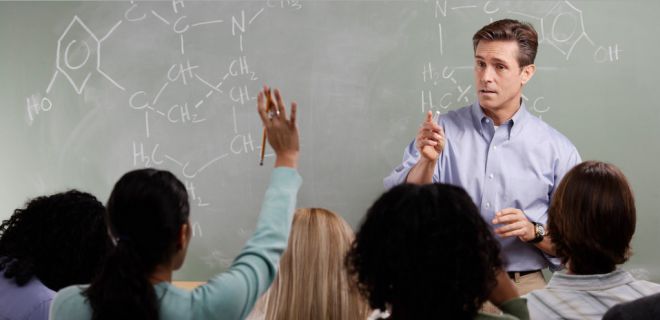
[537,224,546,236]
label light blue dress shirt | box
[384,102,580,271]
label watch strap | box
[527,221,544,244]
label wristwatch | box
[527,221,545,244]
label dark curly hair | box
[346,183,502,320]
[84,168,190,320]
[0,190,110,291]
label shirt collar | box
[470,100,529,140]
[546,269,636,291]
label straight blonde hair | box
[263,208,368,320]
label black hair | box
[84,168,190,320]
[346,183,502,320]
[0,190,110,291]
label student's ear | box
[177,222,191,250]
[521,64,536,85]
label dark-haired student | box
[0,190,110,320]
[346,183,529,320]
[527,161,660,320]
[50,87,301,320]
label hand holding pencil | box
[259,87,275,166]
[257,86,299,168]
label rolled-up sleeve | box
[383,139,420,189]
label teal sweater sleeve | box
[189,167,302,319]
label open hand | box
[257,86,299,168]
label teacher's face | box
[474,40,534,114]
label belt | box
[507,270,540,279]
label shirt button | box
[485,202,491,208]
[489,173,494,179]
[493,145,497,150]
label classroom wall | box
[1,1,658,281]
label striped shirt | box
[526,269,660,320]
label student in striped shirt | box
[527,161,660,320]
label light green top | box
[476,298,530,320]
[49,167,302,320]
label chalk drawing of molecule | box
[47,16,125,95]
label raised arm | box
[191,87,301,320]
[406,111,444,184]
[384,111,445,188]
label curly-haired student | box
[346,183,529,320]
[0,190,110,320]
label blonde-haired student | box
[247,208,369,320]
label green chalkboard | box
[1,1,658,281]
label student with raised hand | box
[246,208,370,320]
[0,190,110,320]
[346,183,529,320]
[526,161,660,320]
[49,87,301,320]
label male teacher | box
[384,19,580,294]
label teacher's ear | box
[521,63,536,85]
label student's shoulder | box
[50,285,92,320]
[475,311,522,320]
[632,279,660,294]
[604,291,660,320]
[53,284,86,300]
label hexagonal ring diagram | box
[49,16,125,94]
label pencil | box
[259,87,274,166]
[259,130,267,166]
